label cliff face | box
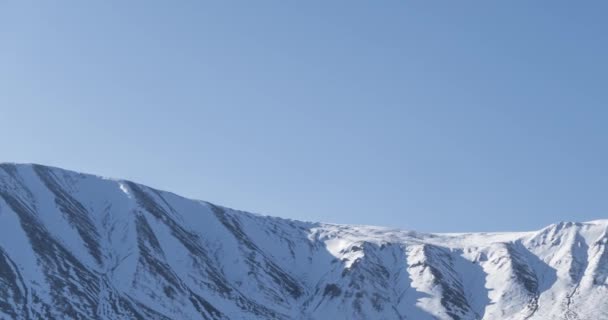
[0,163,606,320]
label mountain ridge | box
[3,162,601,234]
[0,163,606,319]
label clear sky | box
[1,1,607,232]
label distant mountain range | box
[0,163,606,319]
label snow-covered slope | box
[0,163,606,320]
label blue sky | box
[1,1,607,232]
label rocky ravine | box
[0,163,607,320]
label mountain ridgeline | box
[0,164,607,319]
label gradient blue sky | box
[1,1,607,232]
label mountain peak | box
[0,164,606,319]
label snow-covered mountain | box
[0,163,606,320]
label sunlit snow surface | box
[0,163,606,319]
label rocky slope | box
[0,163,606,319]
